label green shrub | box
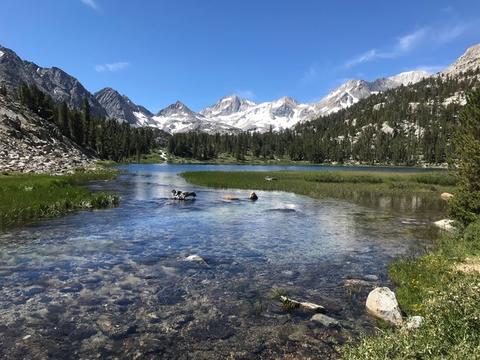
[464,220,480,243]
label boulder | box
[440,192,454,201]
[434,219,455,232]
[249,192,258,201]
[365,287,403,326]
[310,313,340,327]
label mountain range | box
[1,44,479,134]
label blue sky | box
[1,0,479,112]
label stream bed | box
[0,164,447,359]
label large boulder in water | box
[366,287,403,326]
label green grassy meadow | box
[0,170,119,230]
[181,170,457,201]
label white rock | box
[404,315,424,330]
[434,219,455,232]
[310,313,340,327]
[440,192,454,201]
[366,287,403,326]
[184,254,208,265]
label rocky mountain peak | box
[94,87,152,125]
[157,101,194,117]
[0,45,106,117]
[442,43,480,76]
[200,94,256,117]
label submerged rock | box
[96,316,137,339]
[310,313,340,327]
[249,192,258,201]
[366,287,403,326]
[59,283,84,293]
[362,274,379,281]
[223,195,240,201]
[344,278,376,288]
[184,255,208,266]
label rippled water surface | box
[0,164,447,359]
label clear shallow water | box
[0,164,446,359]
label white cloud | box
[81,0,100,11]
[344,49,381,68]
[344,22,474,69]
[234,89,255,99]
[95,62,130,73]
[395,28,428,52]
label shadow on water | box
[0,164,447,359]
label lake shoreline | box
[120,150,451,169]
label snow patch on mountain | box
[388,70,430,85]
[200,95,316,132]
[150,101,240,134]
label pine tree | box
[82,98,91,146]
[57,102,69,136]
[449,89,480,225]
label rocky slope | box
[94,87,153,125]
[0,93,95,174]
[0,46,106,117]
[442,43,480,76]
